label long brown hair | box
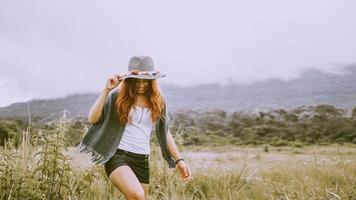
[115,78,165,125]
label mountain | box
[162,64,356,112]
[1,64,356,120]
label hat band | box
[126,70,160,76]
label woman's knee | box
[125,188,145,200]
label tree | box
[0,120,20,147]
[352,107,356,119]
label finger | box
[109,78,115,84]
[177,167,185,177]
[182,167,188,177]
[178,165,189,179]
[180,166,187,174]
[186,167,191,178]
[185,166,190,176]
[116,75,125,81]
[183,176,190,181]
[115,74,124,78]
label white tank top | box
[118,105,154,154]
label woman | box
[78,55,191,200]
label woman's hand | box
[176,160,191,182]
[105,74,125,91]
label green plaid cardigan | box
[77,88,176,168]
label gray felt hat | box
[123,55,166,79]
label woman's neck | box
[135,96,149,107]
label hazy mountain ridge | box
[1,64,356,119]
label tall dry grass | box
[0,112,355,199]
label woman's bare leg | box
[109,165,145,200]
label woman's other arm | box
[166,130,183,160]
[167,130,192,181]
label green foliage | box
[171,104,356,146]
[0,120,20,147]
[0,114,99,200]
[289,141,304,148]
[2,104,356,149]
[32,119,73,199]
[242,128,257,145]
[270,137,288,147]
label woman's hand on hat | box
[105,74,124,91]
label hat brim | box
[123,74,166,80]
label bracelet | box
[175,158,184,165]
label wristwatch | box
[175,158,185,165]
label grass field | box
[1,124,355,199]
[67,144,356,200]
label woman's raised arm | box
[88,74,124,124]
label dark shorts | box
[104,149,150,184]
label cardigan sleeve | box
[159,99,176,168]
[164,99,171,128]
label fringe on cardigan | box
[76,142,111,165]
[167,158,176,168]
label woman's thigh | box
[140,183,149,198]
[109,165,145,198]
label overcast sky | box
[0,0,355,107]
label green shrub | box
[270,137,288,147]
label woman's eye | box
[135,81,149,85]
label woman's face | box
[134,79,150,94]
